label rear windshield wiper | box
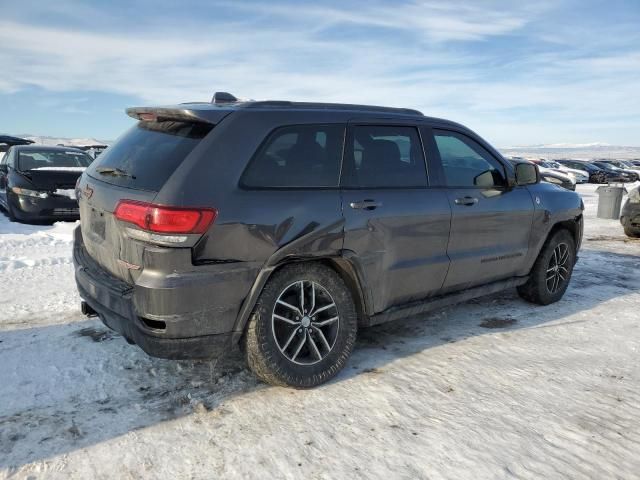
[96,166,137,179]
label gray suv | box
[74,93,583,387]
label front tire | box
[244,263,357,388]
[623,225,640,238]
[518,229,576,305]
[5,197,17,222]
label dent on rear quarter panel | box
[155,110,349,264]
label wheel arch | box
[232,255,371,345]
[547,215,583,250]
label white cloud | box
[0,0,639,145]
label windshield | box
[17,149,92,172]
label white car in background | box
[543,160,589,183]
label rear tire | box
[244,263,357,388]
[518,229,576,305]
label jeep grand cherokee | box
[74,92,583,387]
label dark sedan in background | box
[0,145,92,222]
[591,161,637,182]
[557,159,619,183]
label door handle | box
[454,196,478,206]
[350,199,382,210]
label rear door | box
[428,128,534,292]
[341,123,451,313]
[78,119,215,283]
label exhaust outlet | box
[81,301,98,317]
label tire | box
[517,229,576,305]
[244,263,357,388]
[624,225,640,238]
[5,198,17,222]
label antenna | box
[211,92,238,104]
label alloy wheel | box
[271,280,339,365]
[546,242,570,294]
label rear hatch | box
[79,106,229,283]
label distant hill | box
[5,133,640,160]
[17,135,112,148]
[499,144,640,160]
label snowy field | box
[1,183,639,479]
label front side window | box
[242,124,344,188]
[433,130,506,188]
[341,125,427,188]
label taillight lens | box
[114,200,217,234]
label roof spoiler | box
[126,107,229,125]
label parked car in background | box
[74,93,583,388]
[596,160,640,180]
[592,161,637,182]
[543,160,589,183]
[557,160,615,184]
[1,135,33,161]
[0,145,92,222]
[530,163,576,190]
[620,185,640,238]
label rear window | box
[241,124,344,188]
[17,149,92,172]
[341,125,427,188]
[88,121,212,191]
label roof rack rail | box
[242,101,423,116]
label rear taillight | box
[114,200,217,234]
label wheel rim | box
[546,242,570,294]
[271,280,339,366]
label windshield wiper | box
[96,167,136,179]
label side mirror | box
[0,164,8,174]
[514,162,539,186]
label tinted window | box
[434,130,506,188]
[242,124,344,188]
[88,121,212,191]
[17,149,92,171]
[342,125,427,188]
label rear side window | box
[88,121,212,191]
[433,130,506,188]
[342,125,427,188]
[242,124,344,188]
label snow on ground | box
[1,184,639,479]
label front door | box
[341,123,451,313]
[429,128,534,292]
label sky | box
[0,0,639,146]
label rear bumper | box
[73,226,257,360]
